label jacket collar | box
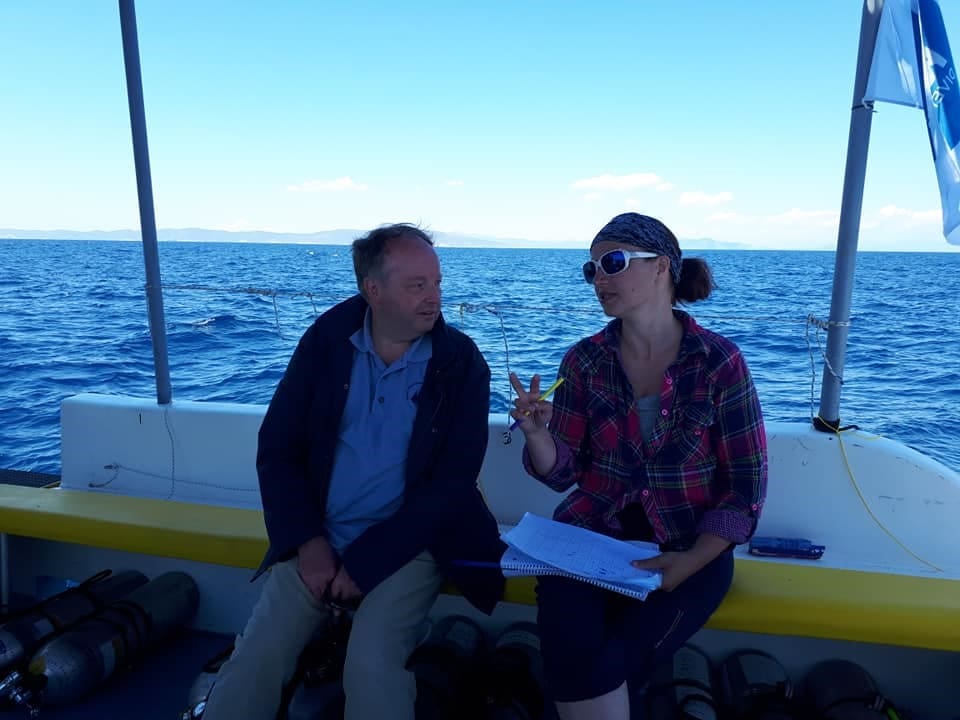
[330,294,457,368]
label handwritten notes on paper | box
[500,512,663,599]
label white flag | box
[865,0,960,245]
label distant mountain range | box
[0,227,750,250]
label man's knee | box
[205,563,329,699]
[343,615,421,687]
[343,648,397,686]
[342,635,418,704]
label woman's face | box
[586,241,669,317]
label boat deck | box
[0,471,229,718]
[0,628,230,719]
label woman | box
[510,213,767,719]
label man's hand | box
[329,564,362,604]
[297,535,338,602]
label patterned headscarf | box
[590,213,681,285]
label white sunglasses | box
[582,249,658,284]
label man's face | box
[366,235,442,340]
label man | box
[203,223,505,720]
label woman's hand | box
[632,534,730,592]
[509,372,553,434]
[631,551,706,592]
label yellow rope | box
[816,416,943,573]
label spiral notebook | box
[500,512,662,601]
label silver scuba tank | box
[483,621,544,720]
[408,614,487,720]
[2,571,199,711]
[803,659,890,720]
[0,569,148,675]
[717,649,795,719]
[179,644,234,720]
[283,610,353,720]
[645,644,718,720]
[285,680,345,720]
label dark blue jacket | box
[255,294,506,613]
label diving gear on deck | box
[0,571,198,713]
[0,569,148,675]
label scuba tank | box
[717,649,796,719]
[803,659,896,720]
[0,569,148,676]
[407,614,486,720]
[284,609,353,720]
[483,622,545,720]
[0,571,199,712]
[645,644,718,720]
[179,644,234,720]
[182,606,358,720]
[286,680,344,720]
[180,614,353,720]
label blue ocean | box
[1,239,958,475]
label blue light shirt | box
[324,309,432,555]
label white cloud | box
[655,182,675,192]
[878,204,939,222]
[571,173,665,191]
[770,208,839,226]
[879,205,911,218]
[445,179,465,187]
[625,198,641,209]
[707,207,839,228]
[679,191,733,207]
[287,176,369,192]
[708,211,745,222]
[583,192,602,203]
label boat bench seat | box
[1,484,959,652]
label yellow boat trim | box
[497,561,960,652]
[1,485,958,652]
[0,485,268,569]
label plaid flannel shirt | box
[522,311,767,546]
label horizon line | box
[2,226,959,253]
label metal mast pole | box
[816,0,886,430]
[118,0,172,404]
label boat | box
[1,1,959,718]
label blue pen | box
[509,377,565,431]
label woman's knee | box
[536,577,610,651]
[623,550,736,682]
[536,578,627,702]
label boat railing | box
[114,0,892,436]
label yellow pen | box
[509,377,565,430]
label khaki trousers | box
[202,551,442,720]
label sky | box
[2,1,960,251]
